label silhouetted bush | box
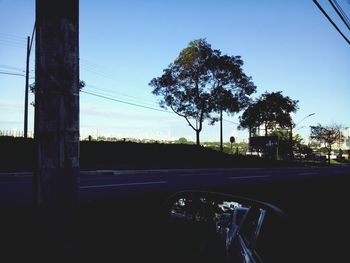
[0,137,321,171]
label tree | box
[269,130,312,160]
[310,123,345,164]
[239,91,299,136]
[238,104,260,145]
[209,53,256,151]
[297,144,314,159]
[334,123,347,153]
[30,80,85,107]
[177,137,188,144]
[150,39,256,145]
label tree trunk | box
[328,144,331,165]
[220,110,223,152]
[289,126,293,160]
[248,127,252,152]
[196,130,200,146]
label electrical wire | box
[0,34,241,125]
[0,64,26,73]
[313,0,350,45]
[0,32,25,40]
[0,71,26,77]
[80,58,114,73]
[80,64,116,80]
[29,22,36,52]
[85,84,159,107]
[0,40,26,49]
[334,0,350,24]
[81,90,172,114]
[82,88,240,126]
[79,58,162,106]
[329,0,350,30]
[223,119,239,125]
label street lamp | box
[295,126,306,132]
[295,113,316,128]
[337,126,348,154]
[290,113,316,159]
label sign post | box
[230,136,235,154]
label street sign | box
[250,136,278,149]
[266,140,275,148]
[230,136,235,143]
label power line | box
[0,35,26,44]
[82,89,241,127]
[80,58,114,73]
[313,0,350,45]
[0,37,26,45]
[81,90,172,114]
[0,64,26,72]
[80,63,160,106]
[334,0,350,23]
[80,64,116,79]
[0,70,34,78]
[85,84,159,107]
[0,71,25,77]
[0,41,26,49]
[223,119,239,125]
[0,65,33,74]
[329,0,350,30]
[80,59,119,80]
[0,32,26,40]
[84,88,160,109]
[29,22,36,52]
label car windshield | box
[0,1,349,263]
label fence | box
[0,130,34,138]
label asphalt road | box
[1,165,349,207]
[1,165,350,263]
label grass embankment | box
[0,136,327,172]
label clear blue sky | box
[1,0,349,142]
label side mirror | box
[162,191,306,263]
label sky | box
[0,0,349,143]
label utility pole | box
[24,24,36,138]
[24,36,30,138]
[34,0,80,261]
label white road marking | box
[0,172,32,176]
[179,173,206,177]
[79,181,167,189]
[179,172,233,177]
[80,177,124,181]
[228,175,271,180]
[296,172,318,176]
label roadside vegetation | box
[2,136,346,172]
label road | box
[1,165,350,263]
[0,165,349,207]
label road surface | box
[0,166,349,207]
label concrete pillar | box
[34,0,80,261]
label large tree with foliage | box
[310,123,345,164]
[209,53,256,150]
[150,39,256,145]
[239,91,299,137]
